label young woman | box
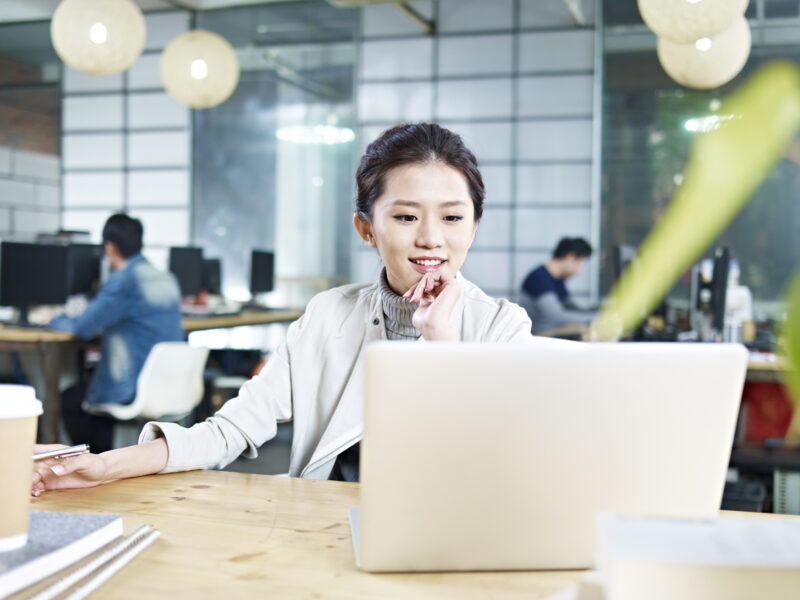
[31,123,533,493]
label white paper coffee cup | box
[0,385,43,551]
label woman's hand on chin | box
[404,272,460,341]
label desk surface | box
[0,325,75,343]
[28,471,581,599]
[0,310,304,342]
[182,308,304,332]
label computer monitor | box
[710,247,731,332]
[202,258,222,295]
[250,250,274,295]
[67,243,103,297]
[169,247,204,297]
[0,242,70,324]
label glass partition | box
[193,2,357,304]
[601,0,800,317]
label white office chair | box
[90,342,210,422]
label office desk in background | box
[182,308,304,332]
[25,471,581,600]
[3,309,304,443]
[0,325,77,444]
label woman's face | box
[354,162,479,295]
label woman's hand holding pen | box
[404,272,460,342]
[31,444,108,496]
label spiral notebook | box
[0,511,122,598]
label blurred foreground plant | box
[589,61,800,416]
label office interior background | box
[0,0,799,315]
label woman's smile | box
[410,257,446,273]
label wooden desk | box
[182,308,303,332]
[745,357,788,384]
[28,471,581,599]
[0,325,77,443]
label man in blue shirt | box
[49,214,184,452]
[520,237,595,335]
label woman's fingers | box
[48,453,94,477]
[410,275,428,303]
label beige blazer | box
[140,275,535,479]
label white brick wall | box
[0,147,61,238]
[60,11,192,255]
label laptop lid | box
[357,341,748,572]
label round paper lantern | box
[160,30,240,109]
[50,0,146,76]
[657,16,751,89]
[638,0,749,44]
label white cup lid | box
[0,385,43,419]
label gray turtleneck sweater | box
[329,270,420,482]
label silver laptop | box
[352,341,748,572]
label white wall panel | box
[0,208,11,231]
[359,125,389,154]
[135,209,190,246]
[35,184,60,209]
[128,54,163,90]
[63,172,124,207]
[438,35,513,77]
[142,246,169,271]
[481,165,512,206]
[360,38,433,80]
[128,131,190,167]
[63,95,124,131]
[0,147,11,176]
[519,31,594,73]
[128,170,190,206]
[144,12,189,51]
[128,93,189,129]
[62,210,116,242]
[517,120,593,161]
[516,164,592,205]
[62,134,124,169]
[514,207,592,250]
[359,82,433,122]
[14,210,59,234]
[63,67,122,93]
[352,248,383,284]
[439,0,514,32]
[12,150,59,181]
[517,75,594,117]
[441,121,513,162]
[472,208,510,248]
[0,179,35,206]
[436,79,513,120]
[460,250,511,291]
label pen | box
[33,444,91,461]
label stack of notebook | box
[549,514,800,600]
[0,511,159,599]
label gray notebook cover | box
[0,511,122,598]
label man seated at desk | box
[520,237,595,335]
[49,213,184,452]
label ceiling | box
[0,0,409,24]
[0,0,361,69]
